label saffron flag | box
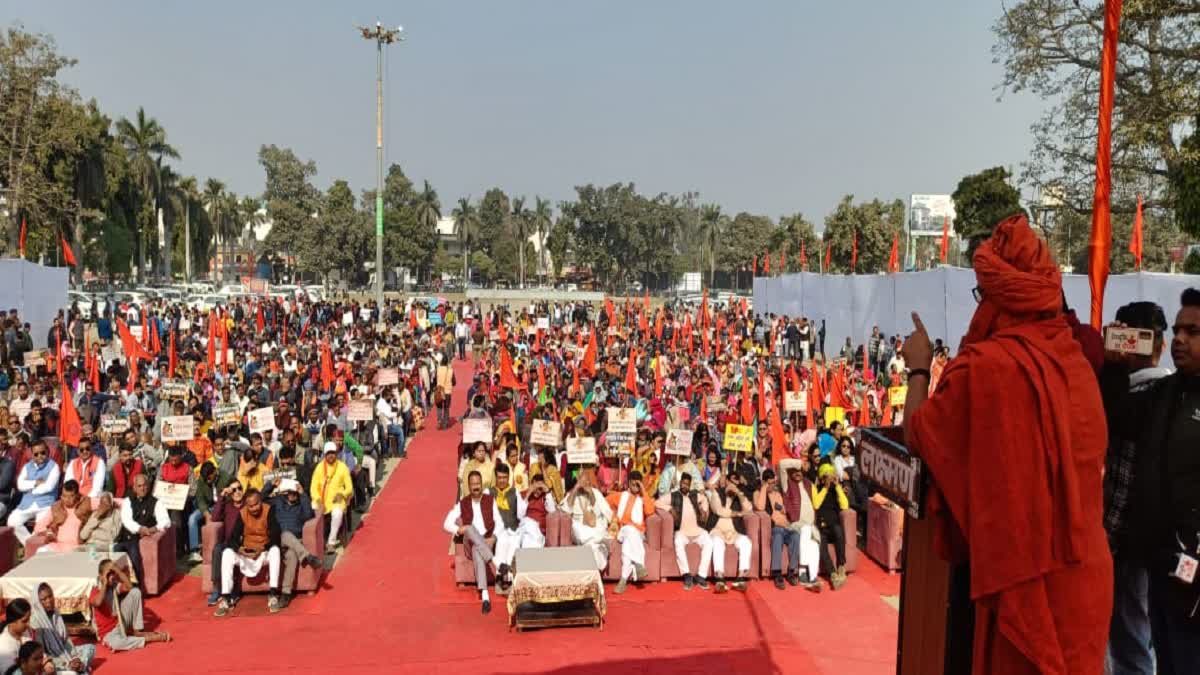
[625,349,639,395]
[763,253,770,276]
[498,344,525,390]
[800,241,808,271]
[168,330,177,378]
[824,243,832,272]
[1129,193,1143,269]
[580,328,597,376]
[61,237,77,266]
[1089,0,1124,329]
[740,373,753,425]
[18,218,26,259]
[850,230,858,271]
[940,216,950,264]
[59,380,82,447]
[888,234,900,273]
[752,255,757,276]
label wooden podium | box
[858,428,974,675]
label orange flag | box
[1129,193,1143,269]
[150,318,161,355]
[850,229,858,271]
[800,241,808,271]
[823,243,832,272]
[653,356,663,399]
[168,330,177,378]
[940,216,950,264]
[763,253,770,276]
[571,364,581,396]
[699,393,708,423]
[1089,0,1123,329]
[740,372,753,425]
[499,345,525,390]
[18,218,26,258]
[888,233,900,273]
[625,349,639,395]
[580,328,598,376]
[320,341,334,391]
[756,366,767,422]
[206,312,217,374]
[59,380,82,447]
[752,255,757,276]
[769,406,788,457]
[61,237,77,266]
[536,361,546,396]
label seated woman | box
[0,600,38,674]
[30,584,95,674]
[89,559,170,652]
[31,479,91,554]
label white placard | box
[376,368,399,387]
[153,481,188,511]
[665,429,694,456]
[159,379,188,400]
[606,407,637,434]
[347,400,374,422]
[248,407,276,433]
[566,437,598,465]
[100,415,129,435]
[784,391,808,412]
[463,418,493,445]
[160,415,194,442]
[536,317,550,330]
[530,419,561,447]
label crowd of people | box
[0,288,448,672]
[442,290,921,615]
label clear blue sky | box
[5,1,1044,223]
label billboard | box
[909,194,956,236]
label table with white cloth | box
[507,546,605,631]
[0,550,132,619]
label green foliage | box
[821,196,905,273]
[476,188,510,255]
[1184,250,1200,275]
[773,213,821,272]
[1171,117,1200,238]
[718,213,774,271]
[258,144,319,258]
[546,212,573,277]
[950,167,1024,255]
[471,250,496,283]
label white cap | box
[278,478,300,493]
[323,441,338,454]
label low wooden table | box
[0,550,131,621]
[507,546,604,631]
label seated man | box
[214,488,284,617]
[813,462,850,590]
[561,469,612,570]
[707,473,753,593]
[7,440,61,545]
[310,442,353,554]
[268,478,323,611]
[115,474,170,585]
[521,473,556,546]
[604,470,657,594]
[206,481,245,606]
[658,472,712,591]
[89,559,169,651]
[442,470,503,615]
[80,492,123,549]
[105,442,145,499]
[32,479,92,554]
[64,440,106,499]
[756,463,821,592]
[489,463,549,592]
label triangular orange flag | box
[625,349,639,396]
[59,380,82,447]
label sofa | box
[600,509,666,582]
[758,509,859,578]
[201,509,325,595]
[660,510,764,580]
[865,498,904,571]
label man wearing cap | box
[310,441,353,554]
[65,435,106,498]
[269,478,322,611]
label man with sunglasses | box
[7,439,60,545]
[206,480,246,606]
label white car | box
[189,294,227,312]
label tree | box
[993,1,1200,216]
[1172,117,1200,237]
[533,196,552,281]
[510,196,529,287]
[1185,250,1200,274]
[476,188,510,256]
[546,210,573,278]
[378,164,436,283]
[774,213,820,273]
[414,179,441,237]
[258,144,319,278]
[0,27,76,253]
[950,167,1024,256]
[116,107,179,281]
[471,250,496,284]
[452,197,478,284]
[717,212,774,276]
[821,196,905,274]
[698,204,726,288]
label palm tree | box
[239,196,265,278]
[203,179,225,282]
[452,197,477,286]
[511,196,528,288]
[415,180,441,231]
[533,196,552,283]
[700,204,723,289]
[115,107,179,282]
[174,176,199,282]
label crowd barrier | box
[753,269,1197,367]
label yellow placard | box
[723,424,754,453]
[824,406,846,427]
[888,386,907,407]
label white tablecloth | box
[507,546,605,621]
[0,551,130,617]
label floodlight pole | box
[358,22,403,310]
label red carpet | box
[115,359,899,674]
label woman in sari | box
[30,584,94,674]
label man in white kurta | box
[561,471,612,570]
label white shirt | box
[17,460,61,497]
[120,494,171,536]
[443,496,505,535]
[833,454,855,482]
